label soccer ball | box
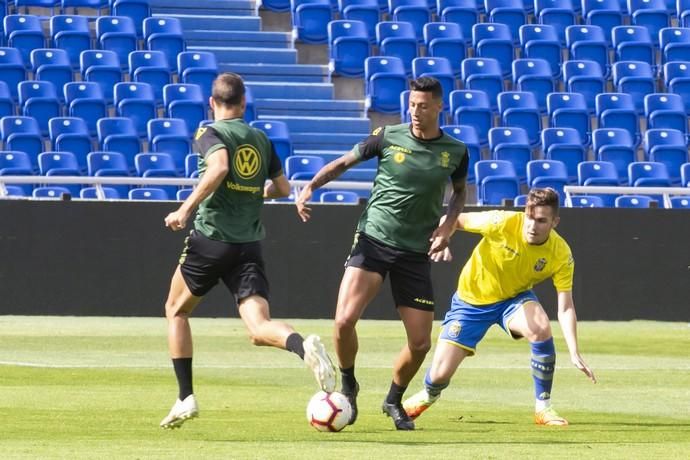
[306,391,352,432]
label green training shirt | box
[192,118,282,243]
[353,123,468,253]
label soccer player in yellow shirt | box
[403,188,596,426]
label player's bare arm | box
[557,290,597,383]
[296,151,360,222]
[429,177,467,256]
[164,148,229,231]
[264,174,291,199]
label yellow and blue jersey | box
[457,211,574,305]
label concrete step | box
[256,115,370,134]
[153,13,261,32]
[291,132,368,151]
[184,30,291,48]
[188,46,297,65]
[255,98,365,117]
[246,81,333,99]
[220,63,328,82]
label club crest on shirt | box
[534,258,547,272]
[440,151,450,167]
[447,321,461,339]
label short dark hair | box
[212,72,245,107]
[410,77,443,100]
[526,188,560,215]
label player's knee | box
[334,313,358,334]
[408,337,432,355]
[165,300,189,320]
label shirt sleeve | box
[267,141,283,179]
[461,210,508,236]
[552,249,575,292]
[193,126,226,159]
[353,126,385,161]
[451,145,469,182]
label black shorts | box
[345,232,434,311]
[179,230,269,304]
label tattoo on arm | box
[309,152,359,190]
[445,180,467,223]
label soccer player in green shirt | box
[296,77,469,430]
[160,73,336,429]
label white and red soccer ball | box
[306,391,352,432]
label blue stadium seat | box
[472,22,513,78]
[568,195,605,207]
[14,0,60,13]
[364,56,407,113]
[388,0,430,42]
[50,15,90,70]
[643,128,688,183]
[582,0,622,45]
[513,193,527,206]
[129,187,169,200]
[64,82,107,135]
[80,186,121,199]
[96,16,138,69]
[114,82,156,137]
[679,0,690,27]
[612,26,655,70]
[112,0,151,38]
[485,0,526,43]
[177,51,218,101]
[563,60,606,113]
[0,81,13,118]
[80,50,122,104]
[376,21,416,75]
[541,127,585,182]
[148,118,190,174]
[595,92,639,146]
[611,60,655,113]
[578,160,620,205]
[644,93,687,135]
[497,91,541,147]
[474,159,520,205]
[669,196,690,208]
[97,117,140,170]
[249,119,292,165]
[423,22,465,76]
[449,89,493,146]
[339,167,376,181]
[176,187,193,200]
[143,17,185,70]
[0,47,26,101]
[592,128,636,181]
[534,0,575,44]
[128,50,170,104]
[134,152,178,197]
[184,153,199,178]
[38,150,81,195]
[443,124,480,184]
[411,57,454,109]
[628,161,672,188]
[628,0,669,46]
[511,58,554,112]
[660,27,690,65]
[0,150,34,195]
[615,194,654,207]
[526,159,568,202]
[566,25,610,78]
[329,20,370,77]
[320,190,359,203]
[61,0,109,12]
[18,80,59,135]
[87,150,129,176]
[285,155,325,179]
[49,117,91,171]
[163,83,208,135]
[519,24,561,78]
[291,0,332,44]
[437,0,477,46]
[663,61,690,114]
[2,186,29,197]
[461,57,503,111]
[262,0,291,11]
[489,126,532,182]
[33,185,72,199]
[30,49,71,105]
[400,88,410,122]
[339,0,380,43]
[0,116,42,169]
[4,14,44,64]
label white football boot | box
[303,334,336,392]
[160,394,199,429]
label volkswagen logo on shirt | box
[234,144,261,179]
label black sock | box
[340,366,357,394]
[172,357,193,401]
[385,381,407,405]
[285,332,305,360]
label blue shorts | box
[438,291,538,355]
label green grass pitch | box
[1,316,689,459]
